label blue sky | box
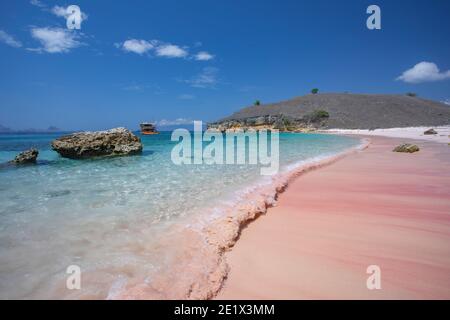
[0,0,449,131]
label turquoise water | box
[0,131,360,299]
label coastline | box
[215,133,450,299]
[114,135,368,300]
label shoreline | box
[115,135,368,300]
[215,134,450,299]
[200,137,370,298]
[322,125,450,144]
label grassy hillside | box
[209,93,450,130]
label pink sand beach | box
[217,136,450,299]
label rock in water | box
[11,148,39,164]
[393,144,420,153]
[51,127,143,159]
[424,128,437,135]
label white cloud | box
[194,51,214,61]
[184,67,219,88]
[51,5,67,17]
[0,30,22,48]
[442,99,450,106]
[30,0,46,8]
[117,38,216,61]
[155,44,188,58]
[156,118,195,126]
[121,39,155,55]
[397,61,450,83]
[51,5,88,23]
[29,27,82,53]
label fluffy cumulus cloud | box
[155,44,188,58]
[51,5,88,23]
[397,62,450,83]
[29,27,82,53]
[117,38,213,60]
[0,30,22,48]
[119,39,188,58]
[194,51,214,61]
[121,39,155,55]
[442,99,450,106]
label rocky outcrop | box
[51,127,143,159]
[393,144,420,153]
[208,111,329,132]
[424,128,437,135]
[10,148,39,164]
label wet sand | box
[217,136,450,299]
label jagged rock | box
[11,148,39,164]
[207,110,330,132]
[424,128,437,135]
[51,127,143,159]
[393,144,420,153]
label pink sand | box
[217,136,450,299]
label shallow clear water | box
[0,131,359,299]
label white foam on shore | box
[323,126,450,144]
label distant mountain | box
[156,123,207,131]
[0,124,12,133]
[0,125,63,133]
[46,126,61,132]
[208,93,450,130]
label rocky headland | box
[208,93,450,132]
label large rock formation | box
[51,127,143,159]
[10,148,39,164]
[208,111,329,132]
[208,93,450,131]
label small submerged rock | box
[393,144,420,153]
[10,148,39,164]
[424,128,437,135]
[51,127,143,159]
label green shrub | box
[312,110,329,119]
[305,110,329,123]
[311,88,319,94]
[406,92,417,97]
[254,100,261,106]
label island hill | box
[207,93,450,132]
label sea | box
[0,131,361,299]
